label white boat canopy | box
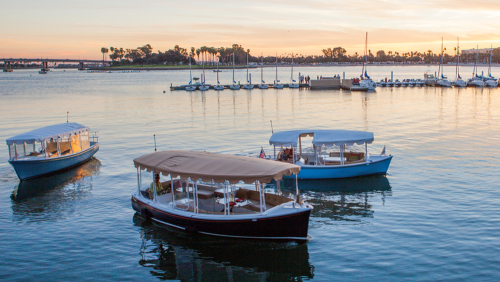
[6,123,90,145]
[269,129,374,147]
[133,150,301,184]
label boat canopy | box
[269,130,374,147]
[133,150,301,184]
[6,123,90,145]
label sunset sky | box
[2,0,499,60]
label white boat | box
[131,150,313,241]
[377,80,386,87]
[468,46,485,87]
[401,79,408,87]
[273,53,283,89]
[415,79,425,87]
[258,55,268,89]
[484,47,498,87]
[6,122,100,180]
[408,79,416,87]
[386,79,394,87]
[394,79,401,87]
[39,68,48,74]
[243,53,254,90]
[453,38,467,87]
[289,54,299,88]
[229,52,240,90]
[213,63,224,90]
[185,56,197,91]
[359,32,377,91]
[267,129,392,179]
[423,72,437,86]
[198,64,210,91]
[435,38,453,87]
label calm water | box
[1,65,499,281]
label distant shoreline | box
[87,63,500,71]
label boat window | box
[46,139,59,157]
[59,137,72,155]
[80,131,90,150]
[23,142,36,156]
[71,134,82,153]
[8,145,16,160]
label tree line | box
[100,44,500,66]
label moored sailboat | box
[243,52,254,90]
[229,52,240,90]
[273,53,283,89]
[258,55,268,89]
[289,54,299,88]
[453,38,467,87]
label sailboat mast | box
[438,37,443,78]
[217,62,219,85]
[276,53,279,82]
[232,52,235,83]
[456,38,459,79]
[261,54,263,82]
[489,45,492,77]
[189,56,192,83]
[364,32,368,76]
[246,52,249,83]
[291,53,294,82]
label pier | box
[1,58,107,72]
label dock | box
[170,83,311,91]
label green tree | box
[101,47,109,66]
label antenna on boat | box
[154,134,157,152]
[270,120,274,133]
[67,111,69,123]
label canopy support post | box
[23,142,26,157]
[295,174,301,206]
[8,145,11,160]
[224,180,230,216]
[273,145,276,160]
[14,143,17,160]
[152,171,157,202]
[365,142,368,161]
[299,136,302,155]
[258,181,266,213]
[137,167,140,193]
[171,177,174,210]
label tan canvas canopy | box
[133,150,301,184]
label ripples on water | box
[0,66,499,281]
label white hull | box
[274,84,284,89]
[213,85,224,90]
[258,84,269,89]
[453,80,467,87]
[243,84,254,89]
[229,85,240,90]
[289,84,299,88]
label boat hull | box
[131,195,311,241]
[288,155,392,180]
[9,143,100,180]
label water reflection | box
[133,214,314,281]
[283,176,391,222]
[11,158,101,222]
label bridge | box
[1,58,109,72]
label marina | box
[1,67,500,280]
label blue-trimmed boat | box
[6,122,99,180]
[267,129,392,179]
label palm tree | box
[101,47,109,66]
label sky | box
[2,0,500,60]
